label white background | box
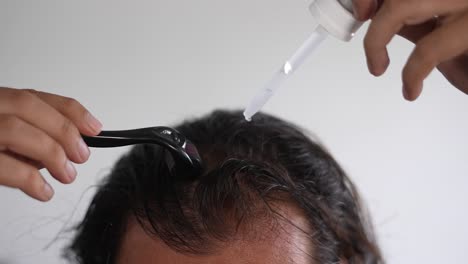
[1,0,467,263]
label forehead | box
[116,204,314,264]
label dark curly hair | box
[65,110,383,264]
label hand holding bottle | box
[353,0,468,100]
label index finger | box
[364,2,404,76]
[25,89,102,136]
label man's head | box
[66,110,382,264]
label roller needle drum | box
[243,0,364,121]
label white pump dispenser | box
[243,0,363,121]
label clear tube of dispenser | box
[243,25,328,121]
[283,25,328,75]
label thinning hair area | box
[66,110,383,264]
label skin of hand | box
[0,88,102,201]
[352,0,468,101]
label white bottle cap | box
[309,0,363,42]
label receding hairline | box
[117,199,316,264]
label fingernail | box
[43,182,54,201]
[77,138,90,162]
[86,113,102,133]
[65,160,77,182]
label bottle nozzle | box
[309,0,363,41]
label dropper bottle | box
[243,0,364,121]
